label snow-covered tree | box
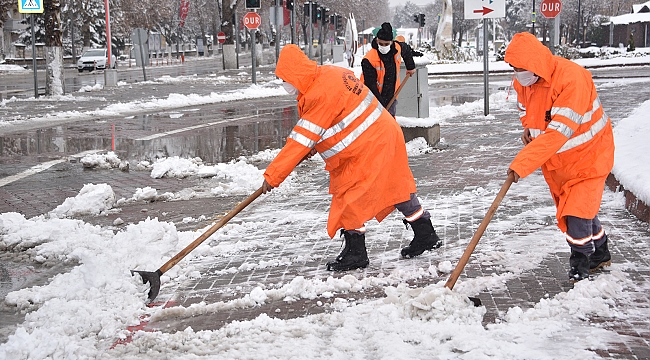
[0,0,13,28]
[451,0,478,46]
[44,0,65,96]
[503,0,529,39]
[392,1,425,28]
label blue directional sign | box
[18,0,44,14]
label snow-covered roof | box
[607,12,650,25]
[632,0,650,13]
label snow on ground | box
[611,99,650,205]
[0,64,28,74]
[0,152,636,359]
[0,80,286,128]
[0,82,646,358]
[0,54,648,359]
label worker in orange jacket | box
[505,32,615,282]
[262,44,442,271]
[360,22,416,117]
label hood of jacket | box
[276,44,318,94]
[504,32,556,83]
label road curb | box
[606,173,650,223]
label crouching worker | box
[262,44,442,271]
[504,32,614,282]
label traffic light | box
[420,14,426,27]
[311,2,318,23]
[245,0,261,9]
[413,14,419,24]
[303,2,309,16]
[286,0,293,10]
[321,7,329,23]
[335,14,342,30]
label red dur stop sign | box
[540,0,562,18]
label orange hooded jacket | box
[264,45,416,238]
[505,32,615,232]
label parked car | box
[77,49,116,72]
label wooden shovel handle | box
[159,187,264,274]
[386,72,412,110]
[444,173,515,290]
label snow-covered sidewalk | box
[1,56,649,359]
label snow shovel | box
[131,187,264,302]
[444,173,515,306]
[386,72,412,110]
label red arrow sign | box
[473,6,494,15]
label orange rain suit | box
[264,45,416,238]
[505,32,615,232]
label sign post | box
[131,28,148,81]
[464,0,505,116]
[540,0,562,54]
[217,31,226,70]
[18,0,44,98]
[243,12,261,84]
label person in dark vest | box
[360,22,416,117]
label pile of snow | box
[150,156,205,178]
[149,156,265,195]
[115,186,174,206]
[80,151,128,170]
[78,84,103,92]
[406,137,434,155]
[49,183,115,218]
[111,273,627,359]
[0,64,28,73]
[612,99,650,205]
[242,148,282,163]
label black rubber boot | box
[400,217,441,258]
[589,236,612,272]
[568,250,590,282]
[326,230,369,271]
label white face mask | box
[378,44,391,54]
[515,70,539,86]
[282,82,299,95]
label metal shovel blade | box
[130,269,162,301]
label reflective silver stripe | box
[296,119,325,137]
[519,111,526,118]
[321,103,383,159]
[289,131,317,148]
[529,129,543,138]
[547,120,574,138]
[557,113,608,153]
[404,207,424,222]
[551,107,583,125]
[321,92,374,141]
[551,96,601,126]
[517,102,526,111]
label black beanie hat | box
[376,22,393,41]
